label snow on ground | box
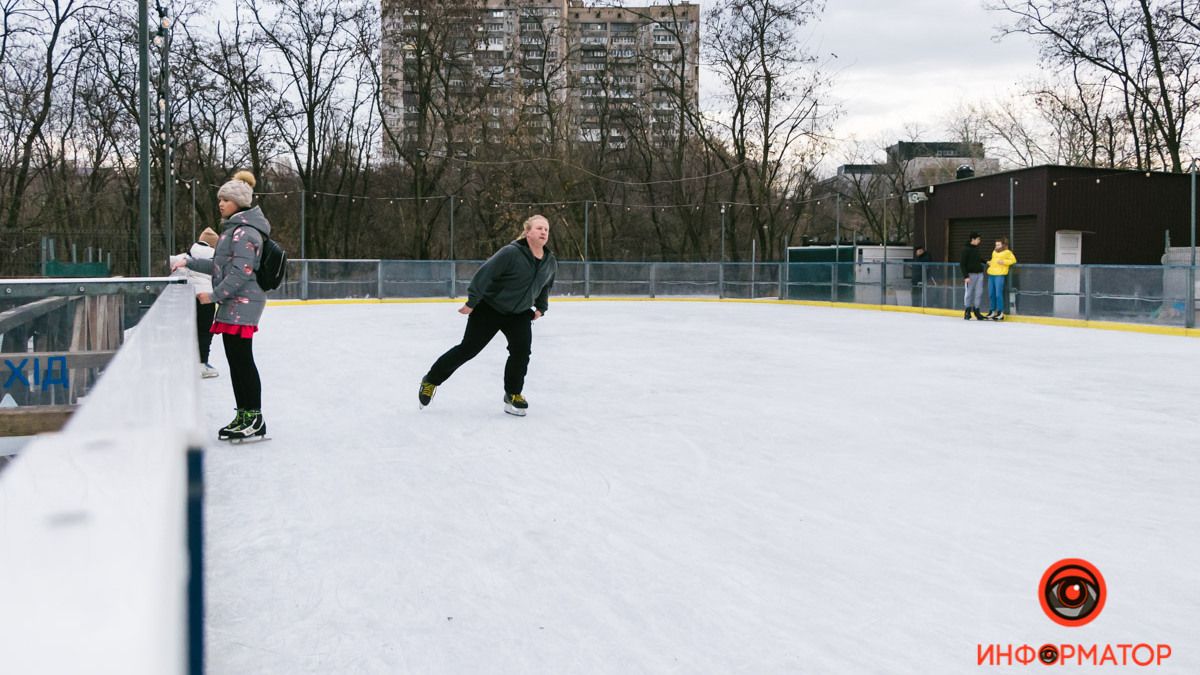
[202,300,1200,673]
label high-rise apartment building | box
[380,0,700,156]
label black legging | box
[223,333,262,410]
[196,300,216,363]
[427,302,534,394]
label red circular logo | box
[1039,558,1106,627]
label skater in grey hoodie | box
[418,214,557,416]
[173,170,271,440]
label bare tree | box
[701,0,832,261]
[990,0,1199,171]
[250,0,377,257]
[0,0,98,234]
[374,0,487,257]
[947,66,1146,170]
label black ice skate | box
[504,393,528,417]
[418,380,437,409]
[225,409,268,443]
[218,409,245,440]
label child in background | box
[170,227,221,378]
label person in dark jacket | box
[909,245,931,307]
[419,214,557,416]
[960,233,988,320]
[173,170,271,439]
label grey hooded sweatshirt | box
[466,238,557,315]
[188,206,272,327]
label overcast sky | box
[810,0,1042,151]
[693,0,1045,163]
[209,0,1045,164]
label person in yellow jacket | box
[986,237,1017,320]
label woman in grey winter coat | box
[173,170,271,440]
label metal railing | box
[0,278,178,415]
[785,262,1197,328]
[274,259,1198,329]
[279,259,785,302]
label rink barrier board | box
[266,297,1200,338]
[0,281,202,675]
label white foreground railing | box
[0,281,204,675]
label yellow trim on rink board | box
[267,296,1199,338]
[269,297,458,307]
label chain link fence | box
[272,259,1198,328]
[277,260,786,301]
[786,261,1197,328]
[1,232,139,278]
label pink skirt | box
[210,321,258,339]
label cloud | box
[804,0,1043,148]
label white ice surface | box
[203,300,1200,673]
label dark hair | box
[968,232,981,240]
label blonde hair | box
[521,214,549,236]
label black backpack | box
[240,225,288,291]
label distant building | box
[912,165,1197,265]
[379,0,700,157]
[810,141,1000,244]
[885,142,999,187]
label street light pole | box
[1009,177,1016,248]
[138,0,151,276]
[584,200,590,298]
[186,177,196,244]
[156,5,173,256]
[882,195,890,305]
[719,203,726,299]
[835,192,841,265]
[1188,160,1197,329]
[299,189,307,259]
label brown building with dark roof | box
[913,165,1198,265]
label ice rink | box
[201,300,1200,673]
